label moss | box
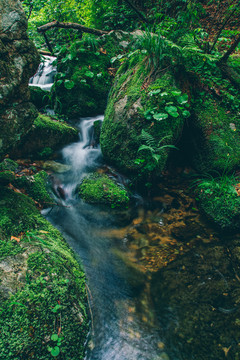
[10,114,78,159]
[0,170,15,185]
[14,170,53,207]
[100,59,185,181]
[93,120,102,144]
[78,172,129,207]
[0,188,42,237]
[0,188,88,360]
[0,158,18,172]
[196,175,240,230]
[191,96,240,172]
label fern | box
[141,129,156,148]
[137,130,177,164]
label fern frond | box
[138,144,154,153]
[141,129,156,147]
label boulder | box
[77,172,129,207]
[100,57,187,181]
[0,0,40,159]
[10,114,79,159]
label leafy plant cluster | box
[144,88,190,122]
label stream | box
[34,58,240,360]
[45,116,167,360]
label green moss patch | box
[14,170,53,207]
[78,173,129,207]
[196,175,240,230]
[10,114,78,159]
[0,188,88,360]
[190,96,240,173]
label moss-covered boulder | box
[195,175,240,231]
[189,96,240,173]
[0,0,39,160]
[78,172,129,207]
[100,57,187,181]
[10,114,78,159]
[0,187,88,359]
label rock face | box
[100,58,187,181]
[0,0,40,159]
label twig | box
[85,283,94,336]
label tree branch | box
[37,21,108,36]
[219,33,240,63]
[209,2,239,53]
[122,0,149,23]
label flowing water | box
[29,55,56,91]
[45,116,168,360]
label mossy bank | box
[0,185,89,359]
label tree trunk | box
[219,33,240,63]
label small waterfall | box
[29,55,56,91]
[61,116,103,198]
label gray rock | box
[0,0,40,159]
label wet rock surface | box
[0,0,39,159]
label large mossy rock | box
[189,95,240,173]
[51,31,133,118]
[151,240,240,360]
[100,57,186,181]
[0,0,40,159]
[10,114,79,159]
[0,188,88,359]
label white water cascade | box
[29,55,56,91]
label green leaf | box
[165,106,179,117]
[182,110,191,118]
[85,70,94,78]
[144,109,153,120]
[177,94,188,105]
[149,89,161,96]
[152,153,161,163]
[51,346,60,357]
[160,92,168,96]
[153,113,168,121]
[52,304,61,313]
[64,80,75,90]
[171,90,181,96]
[138,144,154,153]
[51,334,59,342]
